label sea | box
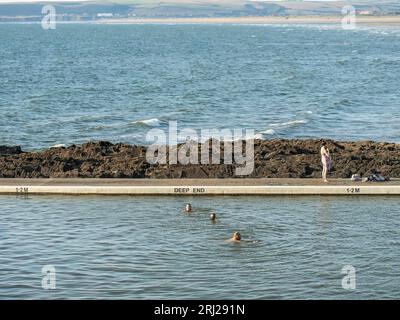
[1,24,400,149]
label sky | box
[0,0,86,3]
[1,0,92,2]
[0,0,390,3]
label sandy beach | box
[98,15,400,26]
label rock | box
[0,139,399,179]
[263,151,279,160]
[302,165,315,177]
[0,145,22,155]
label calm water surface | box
[0,195,399,299]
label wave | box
[372,57,400,66]
[173,132,268,144]
[253,133,264,140]
[269,120,307,128]
[131,118,163,127]
[49,144,67,149]
[259,129,276,135]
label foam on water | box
[131,118,163,127]
[269,120,308,128]
[259,129,276,135]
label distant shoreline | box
[96,15,400,26]
[2,15,400,26]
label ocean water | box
[0,195,399,299]
[0,24,400,150]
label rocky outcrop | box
[0,145,22,155]
[0,139,399,178]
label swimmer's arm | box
[225,239,240,243]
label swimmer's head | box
[210,213,216,221]
[185,203,192,212]
[232,232,241,241]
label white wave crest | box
[131,118,162,127]
[269,120,307,128]
[259,129,276,135]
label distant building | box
[358,10,373,16]
[97,13,114,18]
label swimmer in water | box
[183,203,192,213]
[226,232,259,244]
[209,212,217,222]
[230,232,241,242]
[229,232,242,243]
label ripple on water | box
[1,24,400,149]
[0,195,399,299]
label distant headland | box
[1,1,400,24]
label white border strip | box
[2,185,400,195]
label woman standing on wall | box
[321,142,331,183]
